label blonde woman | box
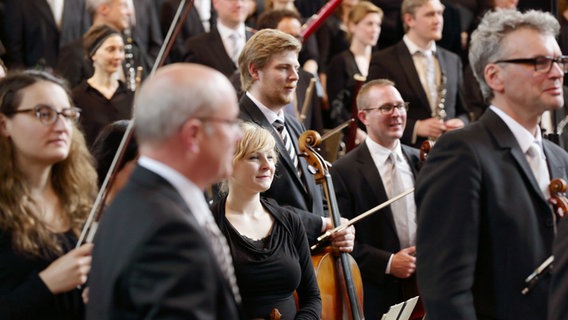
[211,122,321,320]
[327,1,382,133]
[0,70,98,319]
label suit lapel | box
[355,143,398,234]
[544,141,567,184]
[483,110,549,205]
[36,0,58,32]
[397,42,431,113]
[210,28,236,70]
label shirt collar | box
[489,105,543,155]
[138,156,213,226]
[216,20,245,41]
[246,91,285,124]
[365,137,404,164]
[403,35,437,56]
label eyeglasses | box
[198,117,242,129]
[7,104,81,125]
[493,56,568,74]
[363,102,409,115]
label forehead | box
[414,0,444,14]
[367,85,403,103]
[501,28,560,57]
[100,34,124,46]
[18,81,70,109]
[264,50,299,68]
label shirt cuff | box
[386,253,393,274]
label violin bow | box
[312,188,415,250]
[77,0,196,247]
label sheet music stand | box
[381,296,419,320]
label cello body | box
[312,247,364,319]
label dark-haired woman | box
[72,24,134,148]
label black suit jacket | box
[416,109,568,320]
[87,165,241,319]
[367,41,469,147]
[3,0,90,69]
[132,0,163,69]
[239,94,324,244]
[183,27,254,78]
[331,142,421,317]
[160,0,216,62]
[549,212,568,320]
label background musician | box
[55,0,148,89]
[367,0,468,148]
[0,70,97,319]
[416,9,568,319]
[237,28,355,249]
[331,79,421,319]
[71,24,134,148]
[212,122,321,319]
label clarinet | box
[421,73,447,161]
[432,72,447,121]
[124,26,137,92]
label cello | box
[298,130,365,320]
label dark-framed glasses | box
[363,102,409,115]
[8,104,81,125]
[494,56,568,74]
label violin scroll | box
[549,178,568,218]
[420,140,434,162]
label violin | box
[549,178,568,218]
[523,178,568,295]
[298,130,364,320]
[419,140,434,163]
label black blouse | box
[212,197,321,320]
[71,80,134,148]
[0,230,84,319]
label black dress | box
[71,80,134,148]
[0,229,84,319]
[326,50,361,127]
[212,197,321,320]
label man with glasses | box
[415,9,568,320]
[330,79,422,319]
[87,63,244,319]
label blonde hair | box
[238,29,301,92]
[347,1,384,42]
[401,0,443,32]
[220,122,277,193]
[356,78,395,110]
[0,71,98,258]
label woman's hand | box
[39,243,93,294]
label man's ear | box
[179,118,202,154]
[485,63,504,93]
[402,13,414,30]
[358,109,368,125]
[248,63,260,81]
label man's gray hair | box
[469,9,560,102]
[134,64,230,144]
